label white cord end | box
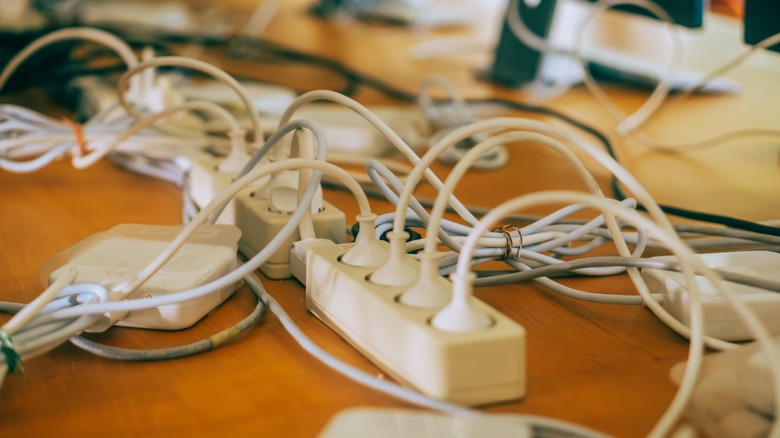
[268,169,324,214]
[398,251,450,309]
[431,272,492,332]
[369,231,419,287]
[341,214,388,268]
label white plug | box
[368,231,419,287]
[431,271,493,332]
[267,130,324,214]
[268,168,324,214]
[397,251,451,308]
[290,238,337,285]
[340,214,389,268]
[217,131,251,173]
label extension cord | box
[236,192,346,279]
[186,147,347,280]
[305,241,526,405]
[642,250,780,341]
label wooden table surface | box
[1,1,778,437]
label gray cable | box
[68,280,267,360]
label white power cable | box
[453,190,780,438]
[277,89,480,226]
[506,0,780,152]
[116,56,265,145]
[41,158,371,317]
[572,0,682,136]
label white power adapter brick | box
[40,223,242,331]
[642,251,780,341]
[305,242,526,405]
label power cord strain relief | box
[340,214,388,268]
[398,250,451,309]
[369,231,418,287]
[431,271,492,333]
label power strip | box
[305,242,526,406]
[186,153,347,279]
[235,192,346,279]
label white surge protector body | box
[642,251,780,341]
[41,223,242,330]
[305,242,526,406]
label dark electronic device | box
[488,0,706,88]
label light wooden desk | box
[0,2,778,437]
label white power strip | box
[642,250,780,341]
[235,193,347,279]
[305,242,526,405]
[185,152,347,279]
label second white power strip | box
[305,242,526,406]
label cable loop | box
[491,225,523,261]
[0,330,24,375]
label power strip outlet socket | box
[642,250,780,341]
[305,242,526,406]
[236,192,346,279]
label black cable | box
[221,38,779,236]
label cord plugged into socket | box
[431,271,493,332]
[267,166,324,214]
[216,131,252,173]
[397,251,451,309]
[341,214,389,268]
[369,231,419,287]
